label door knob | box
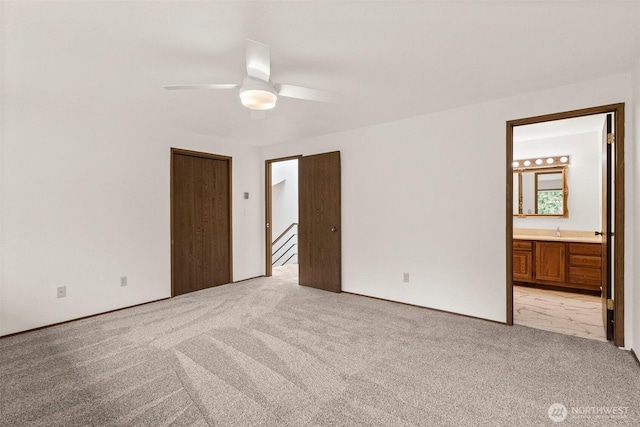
[331,227,337,232]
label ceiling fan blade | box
[246,39,271,82]
[163,84,239,90]
[251,110,266,120]
[276,83,339,104]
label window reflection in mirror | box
[536,171,563,214]
[513,166,567,217]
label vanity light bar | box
[512,155,570,169]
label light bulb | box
[239,90,277,110]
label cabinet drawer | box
[569,267,601,286]
[513,240,532,251]
[569,243,601,256]
[569,255,601,268]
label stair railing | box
[272,222,298,267]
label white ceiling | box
[513,113,607,142]
[3,1,640,146]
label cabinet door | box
[535,242,566,282]
[513,251,533,281]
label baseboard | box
[0,297,170,339]
[631,348,640,367]
[342,291,506,325]
[234,275,265,283]
[3,276,268,339]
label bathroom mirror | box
[513,166,568,217]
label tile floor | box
[513,285,607,342]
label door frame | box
[170,147,233,296]
[506,103,625,347]
[265,155,302,277]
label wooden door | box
[171,149,232,297]
[601,114,614,340]
[298,151,341,292]
[535,242,565,283]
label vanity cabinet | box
[513,241,533,281]
[513,239,601,293]
[535,242,566,283]
[568,243,602,289]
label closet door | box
[172,149,232,296]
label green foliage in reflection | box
[537,190,563,214]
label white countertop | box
[514,234,602,243]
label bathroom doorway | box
[506,104,625,347]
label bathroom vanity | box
[512,152,605,294]
[513,234,602,294]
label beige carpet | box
[1,265,638,426]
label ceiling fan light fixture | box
[240,89,277,110]
[239,77,277,110]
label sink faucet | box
[556,226,561,237]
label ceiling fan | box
[164,39,338,119]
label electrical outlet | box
[57,286,66,298]
[120,276,127,287]
[403,273,410,283]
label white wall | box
[2,74,636,348]
[261,73,635,346]
[513,132,601,231]
[0,1,4,329]
[271,159,298,240]
[0,98,264,335]
[271,160,298,266]
[633,53,640,354]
